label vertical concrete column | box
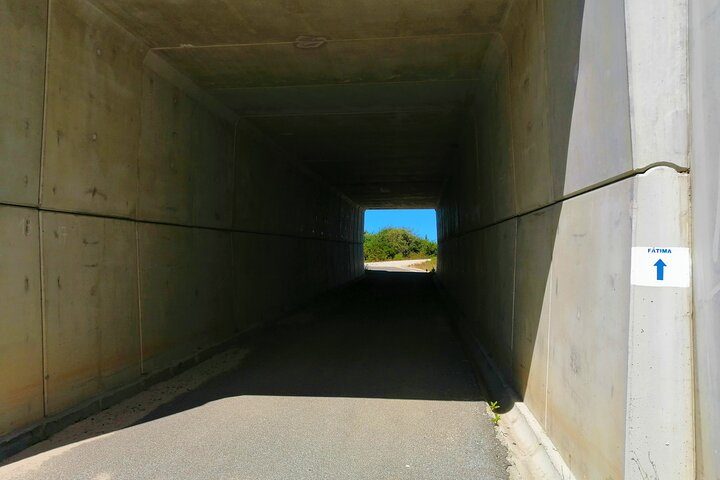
[623,1,693,477]
[689,1,720,478]
[625,168,694,478]
[624,0,689,170]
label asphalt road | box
[1,271,508,480]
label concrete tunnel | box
[2,0,719,479]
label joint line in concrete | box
[0,203,362,246]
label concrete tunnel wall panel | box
[41,212,141,415]
[511,206,556,428]
[504,0,554,215]
[138,223,234,374]
[543,0,633,197]
[463,0,634,234]
[0,1,47,207]
[138,69,235,229]
[544,180,633,480]
[41,0,146,218]
[473,56,516,227]
[439,176,642,478]
[0,206,44,436]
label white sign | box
[631,247,691,288]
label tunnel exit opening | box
[362,209,438,272]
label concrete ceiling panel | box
[91,0,510,47]
[157,35,492,89]
[90,0,507,207]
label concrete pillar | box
[623,1,693,477]
[690,0,720,478]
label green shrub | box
[363,228,437,262]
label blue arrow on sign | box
[654,259,667,281]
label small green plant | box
[489,401,501,425]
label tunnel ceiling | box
[92,0,512,208]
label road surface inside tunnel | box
[1,272,509,480]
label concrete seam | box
[623,175,641,476]
[231,121,240,229]
[510,219,518,359]
[441,162,691,242]
[499,0,518,31]
[622,0,639,171]
[143,52,239,124]
[150,32,500,51]
[235,119,358,209]
[134,222,144,374]
[682,3,696,470]
[83,0,153,49]
[37,211,48,418]
[135,51,145,224]
[683,0,692,168]
[620,0,636,179]
[538,0,555,203]
[37,0,52,208]
[230,230,237,330]
[544,262,552,429]
[0,203,361,246]
[498,31,520,219]
[539,0,551,430]
[242,106,460,118]
[214,77,479,92]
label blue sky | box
[364,209,438,242]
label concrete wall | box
[0,1,47,206]
[437,0,694,478]
[690,0,720,478]
[0,0,363,441]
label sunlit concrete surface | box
[0,272,509,480]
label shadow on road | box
[2,271,499,474]
[138,271,485,427]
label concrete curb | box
[433,277,575,480]
[496,402,577,480]
[0,334,245,461]
[463,329,575,480]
